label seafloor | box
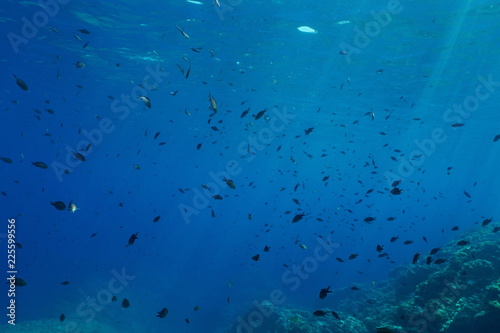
[226,225,500,333]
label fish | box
[494,134,500,142]
[463,191,471,198]
[403,240,414,245]
[32,161,49,169]
[390,236,399,242]
[112,296,118,302]
[208,93,217,113]
[254,108,267,120]
[364,217,376,223]
[75,61,85,68]
[313,310,328,316]
[223,178,236,189]
[153,216,161,223]
[457,240,470,246]
[390,188,402,195]
[138,96,151,108]
[263,245,270,252]
[13,75,29,91]
[156,307,168,318]
[127,232,138,246]
[376,245,384,253]
[51,201,66,211]
[60,281,70,285]
[292,212,306,223]
[319,286,331,299]
[122,299,130,308]
[336,257,344,263]
[412,252,421,264]
[176,25,190,39]
[351,286,360,291]
[429,247,440,255]
[154,132,160,140]
[240,108,250,118]
[72,151,86,162]
[482,218,493,226]
[78,29,91,34]
[6,278,27,287]
[434,259,447,264]
[0,157,13,164]
[59,314,65,322]
[451,123,464,127]
[68,201,78,213]
[348,253,359,260]
[451,226,459,231]
[212,194,223,200]
[193,306,200,311]
[251,254,260,262]
[426,256,433,265]
[331,311,341,320]
[304,127,314,135]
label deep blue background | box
[1,0,499,332]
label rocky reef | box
[226,225,500,333]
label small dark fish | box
[422,236,428,243]
[493,226,500,233]
[14,75,29,91]
[348,253,359,260]
[59,314,65,322]
[32,161,49,169]
[153,216,161,223]
[90,232,98,238]
[0,157,13,164]
[430,247,440,255]
[434,259,447,264]
[494,134,500,142]
[185,318,190,324]
[390,187,402,195]
[122,299,130,308]
[451,226,459,231]
[251,254,260,262]
[390,236,399,242]
[412,252,421,264]
[304,127,314,135]
[60,281,70,285]
[336,257,344,263]
[112,296,118,302]
[292,212,306,223]
[391,180,401,187]
[51,201,66,211]
[156,307,168,318]
[212,194,223,200]
[15,242,22,249]
[263,245,270,252]
[426,256,433,265]
[127,232,138,246]
[75,61,85,68]
[457,240,470,246]
[154,132,160,140]
[6,278,27,287]
[482,218,493,226]
[451,123,464,127]
[185,66,191,79]
[364,217,376,223]
[463,191,471,198]
[82,41,89,49]
[193,306,200,311]
[254,108,267,120]
[78,29,91,34]
[376,244,384,253]
[319,286,331,299]
[313,310,328,317]
[196,143,202,150]
[240,108,250,118]
[351,286,360,291]
[223,177,236,189]
[72,151,86,162]
[403,240,414,245]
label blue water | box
[1,0,500,332]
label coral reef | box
[226,226,500,333]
